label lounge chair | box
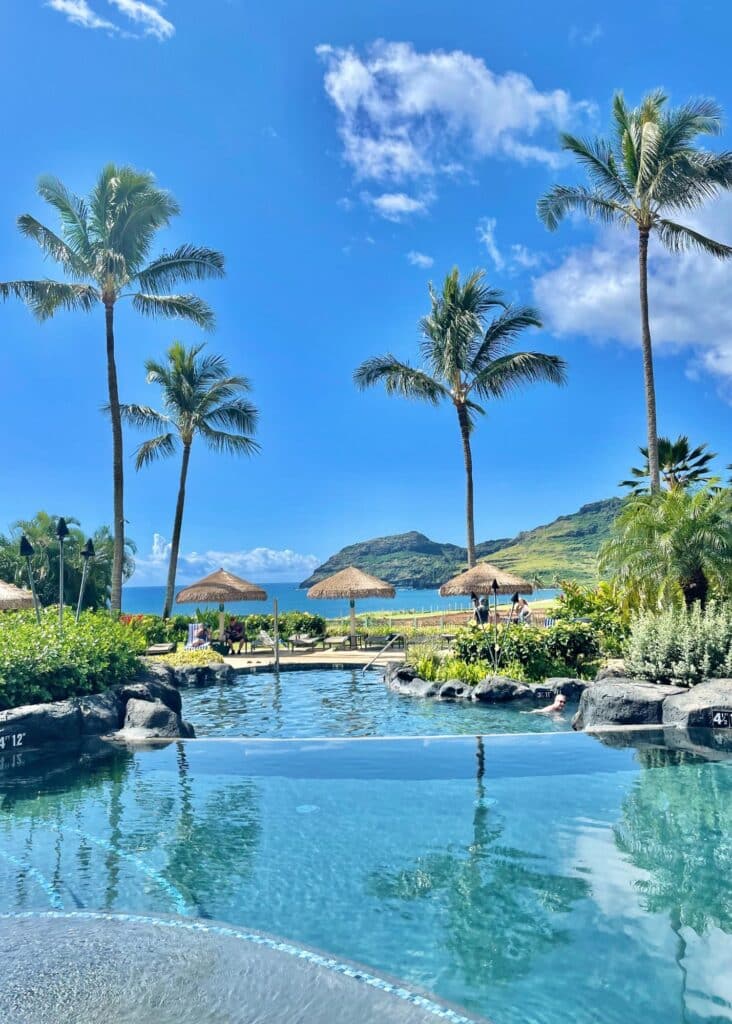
[251,630,276,651]
[287,633,322,652]
[145,642,176,656]
[185,623,210,650]
[323,635,350,650]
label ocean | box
[122,583,560,619]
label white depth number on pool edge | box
[712,710,732,728]
[0,732,25,751]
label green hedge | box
[120,610,326,644]
[453,621,601,681]
[0,608,144,709]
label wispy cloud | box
[131,534,319,585]
[532,194,732,395]
[476,217,504,271]
[108,0,174,39]
[366,191,428,222]
[406,250,434,268]
[46,0,174,39]
[47,0,117,31]
[569,23,603,46]
[317,41,593,215]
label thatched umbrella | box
[176,568,267,639]
[307,566,395,647]
[0,580,35,611]
[440,562,533,670]
[439,562,533,598]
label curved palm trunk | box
[638,228,661,493]
[456,403,476,567]
[163,442,191,619]
[105,302,125,614]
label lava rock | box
[438,680,470,700]
[662,678,732,729]
[544,678,588,702]
[77,692,125,736]
[115,678,182,716]
[573,680,685,731]
[119,698,193,739]
[595,664,628,681]
[472,677,532,703]
[0,700,82,752]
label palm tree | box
[620,435,717,492]
[354,268,566,566]
[0,165,225,611]
[599,486,732,608]
[121,342,259,618]
[538,92,732,493]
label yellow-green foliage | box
[0,608,144,710]
[152,648,225,667]
[411,650,491,685]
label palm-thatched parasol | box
[176,568,267,639]
[439,562,533,598]
[307,566,395,646]
[0,580,35,611]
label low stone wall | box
[383,663,587,705]
[573,677,732,732]
[0,663,204,767]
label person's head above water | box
[554,694,567,708]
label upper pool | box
[182,667,572,738]
[1,730,730,1024]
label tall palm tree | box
[538,92,732,493]
[121,342,259,618]
[620,434,717,492]
[354,268,566,566]
[0,165,225,611]
[599,486,732,609]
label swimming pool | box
[1,731,730,1023]
[182,668,573,737]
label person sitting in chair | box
[476,597,490,626]
[225,618,246,655]
[190,623,210,649]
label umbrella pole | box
[218,603,226,642]
[349,599,356,649]
[273,598,280,670]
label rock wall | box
[573,677,732,732]
[383,662,587,705]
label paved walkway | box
[222,647,405,672]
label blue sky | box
[2,0,732,585]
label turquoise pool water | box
[1,731,731,1024]
[182,668,573,737]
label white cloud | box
[131,534,319,585]
[532,194,732,390]
[476,217,504,270]
[317,40,593,209]
[407,250,434,268]
[47,0,117,31]
[366,191,428,221]
[108,0,174,40]
[569,23,603,46]
[46,0,174,38]
[510,243,544,269]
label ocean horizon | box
[122,583,560,619]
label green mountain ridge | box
[300,498,623,589]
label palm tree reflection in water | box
[369,735,590,986]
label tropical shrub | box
[0,511,135,609]
[152,648,225,667]
[600,487,732,610]
[0,608,144,710]
[625,602,732,686]
[554,580,629,656]
[453,622,600,681]
[410,649,492,684]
